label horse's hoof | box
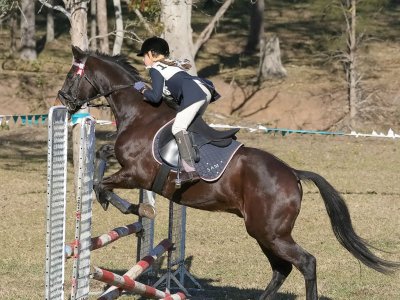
[100,201,109,211]
[93,185,110,211]
[98,144,115,159]
[138,203,156,220]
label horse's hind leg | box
[257,243,293,300]
[244,192,317,299]
[260,236,317,300]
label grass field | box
[0,126,399,300]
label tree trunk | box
[192,0,233,57]
[97,0,109,54]
[90,0,97,50]
[258,35,286,81]
[46,0,55,43]
[348,0,358,127]
[9,12,18,55]
[244,0,265,54]
[112,0,124,55]
[20,0,37,60]
[69,2,88,50]
[160,0,197,75]
[63,0,89,186]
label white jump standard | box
[45,106,189,300]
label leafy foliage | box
[127,0,160,15]
[0,0,18,19]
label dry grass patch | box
[0,127,399,299]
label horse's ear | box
[72,45,85,60]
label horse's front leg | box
[93,144,114,185]
[93,144,114,210]
[93,145,155,219]
[95,170,156,219]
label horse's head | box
[57,46,100,114]
[58,46,145,115]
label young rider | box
[134,36,212,185]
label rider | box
[134,36,213,184]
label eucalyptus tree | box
[312,0,392,127]
[160,0,197,74]
[97,0,109,53]
[20,0,37,60]
[38,0,89,179]
[244,0,265,54]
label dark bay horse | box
[57,46,399,300]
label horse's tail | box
[295,169,400,274]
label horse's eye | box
[67,71,74,79]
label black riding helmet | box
[137,36,170,57]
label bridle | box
[58,58,133,112]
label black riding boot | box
[174,130,200,186]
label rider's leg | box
[172,82,211,184]
[172,100,206,182]
[172,80,211,136]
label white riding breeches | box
[171,80,211,135]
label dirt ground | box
[1,33,400,134]
[0,126,399,299]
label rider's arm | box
[142,68,164,104]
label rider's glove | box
[133,81,146,93]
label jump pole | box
[98,238,173,300]
[70,115,96,300]
[137,189,156,261]
[91,267,185,299]
[45,106,68,300]
[65,222,143,259]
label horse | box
[57,46,399,300]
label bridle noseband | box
[58,58,133,112]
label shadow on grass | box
[101,265,333,300]
[0,128,48,163]
[0,127,118,170]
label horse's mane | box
[87,50,144,82]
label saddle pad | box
[152,120,243,182]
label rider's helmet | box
[137,36,170,57]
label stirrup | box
[175,170,200,188]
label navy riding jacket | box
[143,62,208,110]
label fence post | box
[45,106,68,300]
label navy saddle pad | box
[152,119,243,182]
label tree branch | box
[240,91,279,118]
[88,29,142,44]
[192,0,234,57]
[133,8,154,37]
[230,80,265,115]
[37,0,71,19]
[0,0,18,21]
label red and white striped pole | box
[92,267,168,299]
[98,239,173,300]
[65,222,143,258]
[161,292,186,300]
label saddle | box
[152,117,243,193]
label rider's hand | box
[133,81,146,93]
